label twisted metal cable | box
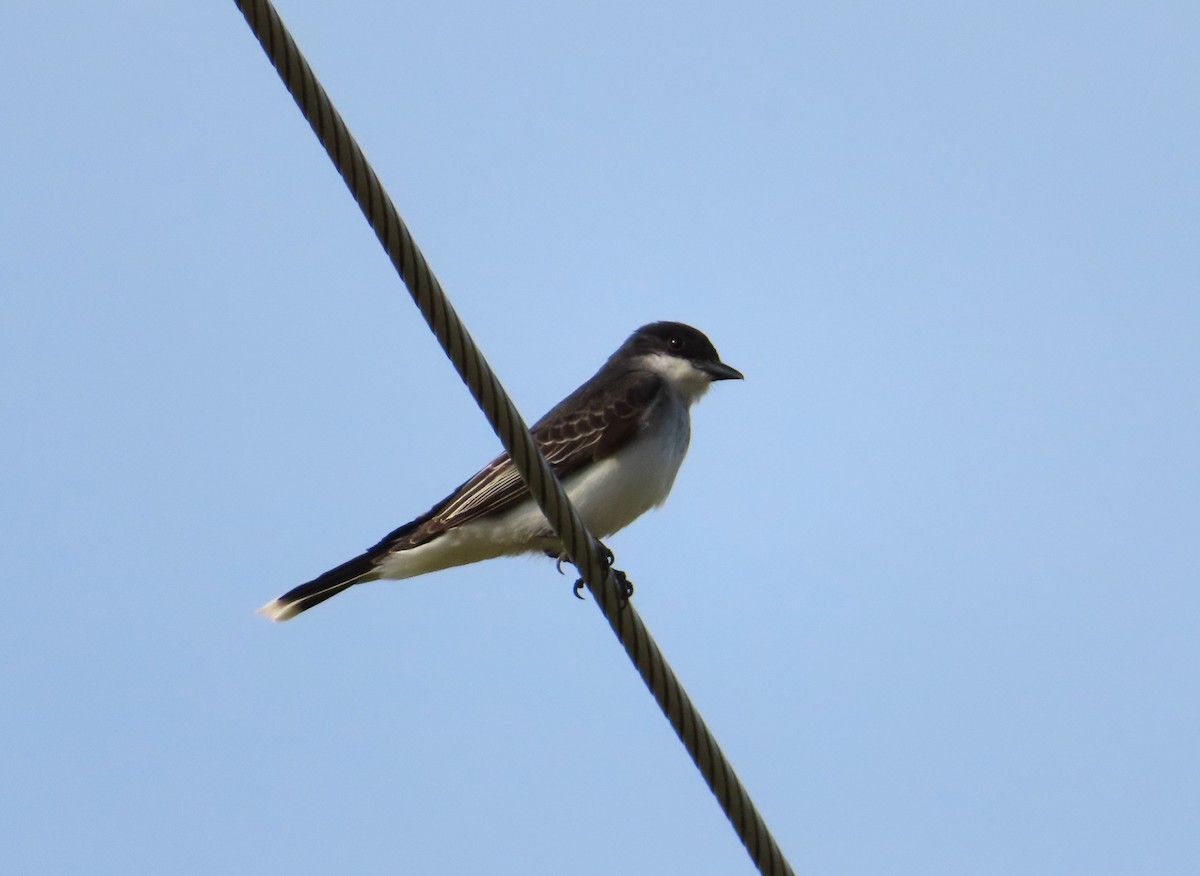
[233,2,793,873]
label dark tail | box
[257,552,381,622]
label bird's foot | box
[571,542,633,607]
[554,541,614,577]
[611,568,634,608]
[575,568,633,606]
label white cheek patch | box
[641,352,712,402]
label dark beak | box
[700,360,744,381]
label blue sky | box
[2,2,1197,873]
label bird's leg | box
[571,541,634,607]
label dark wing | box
[370,369,663,554]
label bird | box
[258,321,743,621]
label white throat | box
[637,352,713,404]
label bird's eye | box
[669,335,684,350]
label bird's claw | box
[572,569,633,608]
[563,542,630,606]
[612,568,634,608]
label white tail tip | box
[257,599,300,623]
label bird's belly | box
[562,432,687,538]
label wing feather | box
[373,369,662,553]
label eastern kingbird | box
[258,321,742,621]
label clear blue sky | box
[2,2,1197,873]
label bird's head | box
[619,321,743,402]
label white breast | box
[563,389,691,538]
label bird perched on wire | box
[258,321,743,621]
